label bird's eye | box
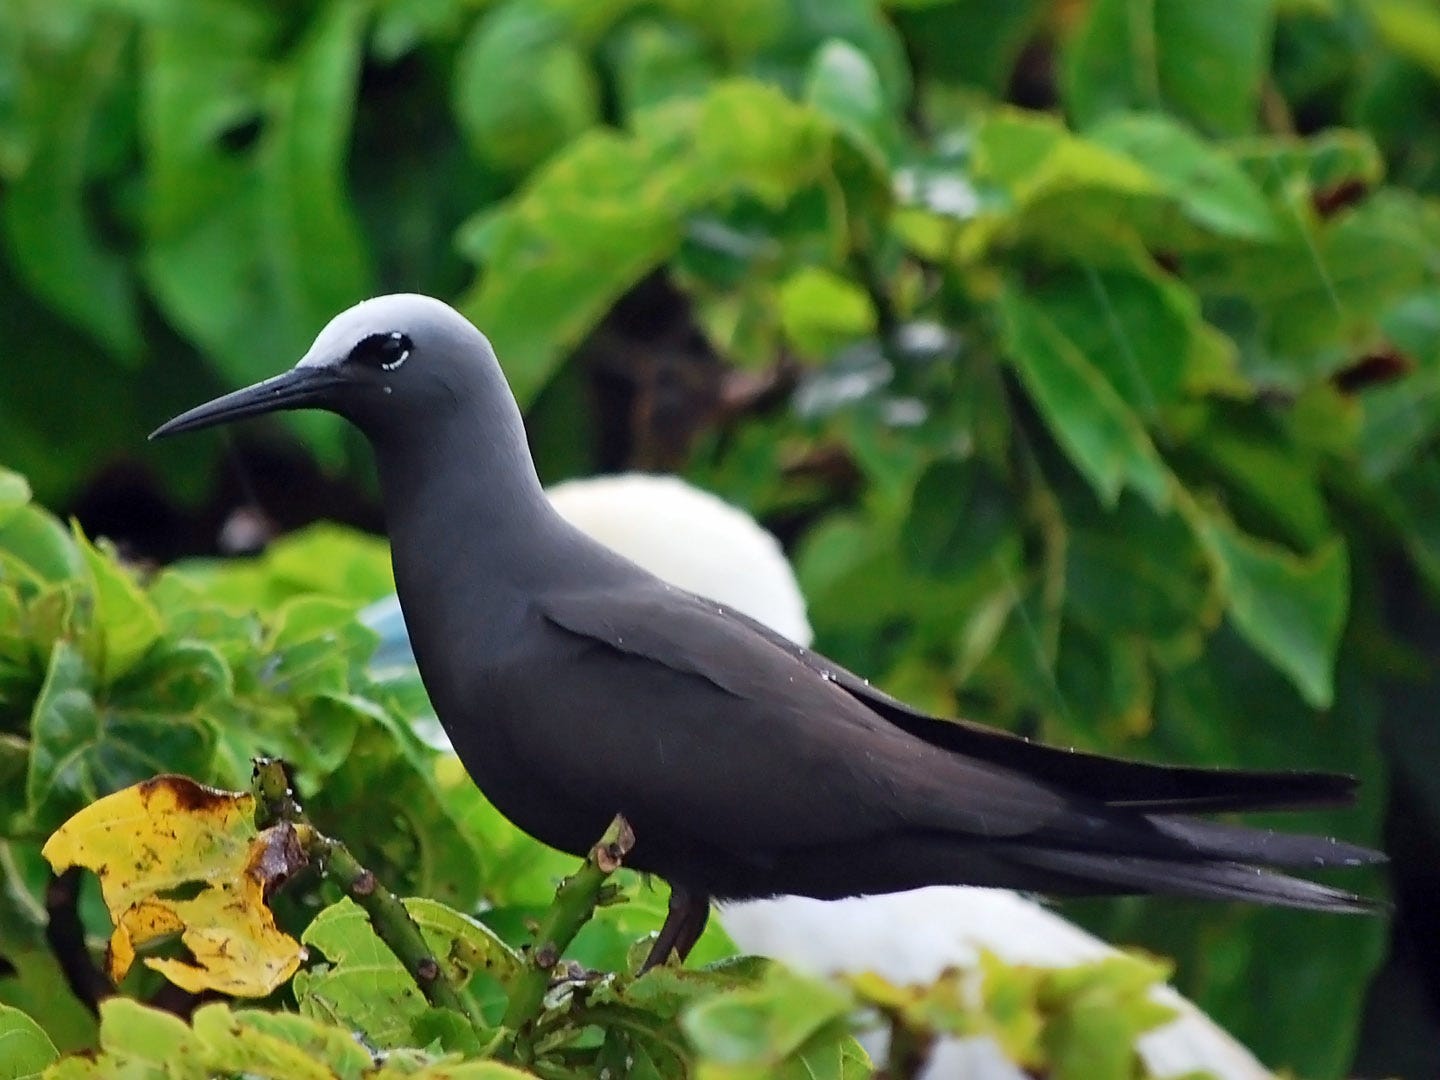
[348,331,412,372]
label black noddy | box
[152,295,1384,970]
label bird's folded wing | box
[710,604,1359,813]
[507,583,1083,854]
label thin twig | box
[44,867,111,1014]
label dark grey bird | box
[152,294,1383,970]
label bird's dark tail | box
[1009,847,1383,914]
[1150,816,1384,870]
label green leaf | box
[142,0,371,448]
[49,997,194,1076]
[74,528,164,681]
[0,1004,57,1080]
[998,284,1171,509]
[0,468,30,508]
[1196,512,1349,708]
[609,16,717,115]
[25,640,217,833]
[1367,0,1440,80]
[1062,494,1213,657]
[453,3,601,174]
[965,110,1165,262]
[305,708,485,908]
[294,896,518,1046]
[194,1004,373,1077]
[804,38,889,170]
[1024,259,1239,415]
[459,78,833,406]
[259,595,375,699]
[1063,0,1275,135]
[683,966,855,1069]
[776,267,874,356]
[902,459,1015,579]
[0,505,83,586]
[0,18,139,358]
[1187,189,1433,388]
[1087,112,1277,240]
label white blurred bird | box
[362,472,1270,1080]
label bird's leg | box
[639,885,711,973]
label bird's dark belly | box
[437,710,610,860]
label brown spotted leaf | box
[40,774,307,996]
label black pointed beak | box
[149,365,344,440]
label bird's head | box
[150,294,501,442]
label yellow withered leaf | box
[41,774,308,997]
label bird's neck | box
[374,416,552,581]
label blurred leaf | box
[0,1003,57,1079]
[1367,0,1440,80]
[777,267,875,356]
[0,17,139,357]
[1026,259,1240,415]
[1196,511,1348,708]
[1189,189,1434,388]
[804,38,890,170]
[683,965,863,1077]
[461,79,834,406]
[453,3,600,174]
[608,16,716,115]
[0,468,30,508]
[143,0,372,451]
[1087,112,1278,241]
[1062,494,1213,657]
[0,506,83,586]
[41,775,305,996]
[902,459,1014,578]
[1064,0,1274,135]
[892,0,1044,93]
[999,284,1171,510]
[172,522,393,611]
[966,110,1164,262]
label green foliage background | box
[2,0,1439,1076]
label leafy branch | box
[500,815,635,1053]
[250,757,487,1030]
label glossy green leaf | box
[0,506,83,586]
